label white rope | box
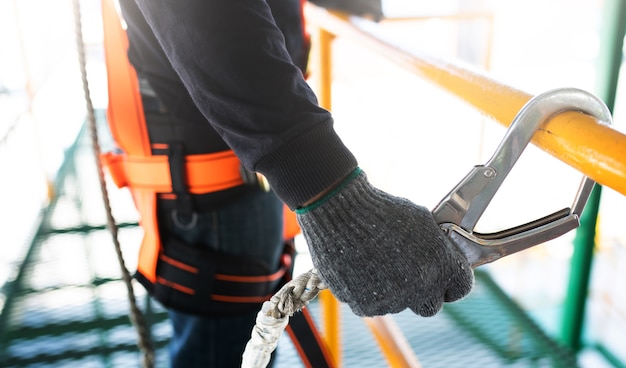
[241,268,327,368]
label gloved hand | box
[296,168,474,317]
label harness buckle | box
[432,88,612,267]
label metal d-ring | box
[172,209,198,230]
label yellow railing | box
[304,3,626,367]
[306,4,626,197]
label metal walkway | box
[0,116,579,367]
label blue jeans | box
[161,188,285,367]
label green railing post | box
[560,0,626,352]
[560,185,602,351]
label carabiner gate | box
[432,88,612,268]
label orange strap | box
[101,0,151,156]
[101,150,244,193]
[130,189,159,282]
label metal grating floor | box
[0,120,580,367]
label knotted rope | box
[241,268,327,368]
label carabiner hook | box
[432,88,612,267]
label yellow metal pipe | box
[318,289,341,366]
[305,3,626,196]
[364,316,423,367]
[382,12,494,22]
[313,27,335,111]
[311,26,341,366]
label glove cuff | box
[295,167,363,214]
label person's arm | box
[132,0,474,317]
[133,0,356,209]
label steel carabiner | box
[432,88,612,267]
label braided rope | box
[241,268,327,368]
[268,268,327,318]
[71,1,155,366]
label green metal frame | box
[445,270,578,368]
[0,119,170,367]
[560,0,626,357]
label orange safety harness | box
[100,0,300,306]
[100,2,333,365]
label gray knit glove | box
[296,168,474,317]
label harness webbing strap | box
[287,309,335,368]
[101,0,150,156]
[166,142,196,223]
[101,150,244,194]
[155,240,291,301]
